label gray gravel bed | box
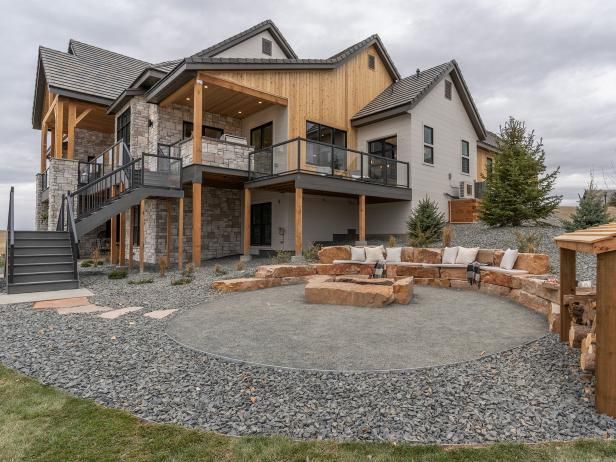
[1,264,615,444]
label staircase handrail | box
[5,186,14,283]
[65,191,80,277]
[72,156,140,197]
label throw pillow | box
[351,246,366,262]
[455,246,480,264]
[442,246,459,264]
[385,247,402,263]
[500,248,519,270]
[365,246,385,263]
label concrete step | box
[14,245,72,256]
[12,270,76,284]
[12,254,74,264]
[7,279,79,295]
[13,262,75,273]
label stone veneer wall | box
[46,158,79,231]
[179,138,251,170]
[34,174,48,231]
[74,128,114,162]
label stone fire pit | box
[304,276,414,307]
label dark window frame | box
[250,202,272,246]
[368,54,375,70]
[368,136,398,183]
[250,121,274,150]
[461,140,470,174]
[423,125,434,164]
[182,121,224,140]
[116,108,131,147]
[445,80,452,100]
[305,121,347,169]
[262,37,273,56]
[131,204,140,246]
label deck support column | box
[40,124,47,173]
[596,250,616,417]
[294,187,303,258]
[166,199,172,264]
[242,188,252,260]
[559,248,576,342]
[192,182,202,268]
[54,99,64,158]
[193,78,203,164]
[128,207,134,270]
[178,197,184,271]
[119,208,126,266]
[358,194,366,245]
[139,199,145,273]
[67,102,76,160]
[110,187,118,265]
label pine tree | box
[406,196,446,246]
[562,179,612,231]
[479,117,561,226]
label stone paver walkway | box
[144,309,178,319]
[99,306,143,319]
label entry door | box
[251,202,272,246]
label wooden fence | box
[448,199,481,223]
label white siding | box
[213,31,288,59]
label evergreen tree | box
[406,196,446,246]
[479,117,561,226]
[562,179,612,231]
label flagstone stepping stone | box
[33,297,90,310]
[99,306,143,319]
[143,309,178,319]
[56,304,112,315]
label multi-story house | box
[5,20,494,293]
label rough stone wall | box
[74,128,114,162]
[202,186,242,258]
[129,96,151,159]
[47,158,79,231]
[179,138,251,169]
[34,174,48,231]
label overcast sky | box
[1,0,615,228]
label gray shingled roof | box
[478,130,500,151]
[352,61,453,120]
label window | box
[423,125,434,164]
[262,38,272,56]
[368,54,375,70]
[116,108,131,147]
[182,122,224,140]
[445,80,452,100]
[250,202,272,246]
[306,121,347,169]
[461,140,470,174]
[250,122,273,150]
[486,157,494,175]
[368,136,397,183]
[131,205,140,246]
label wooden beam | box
[40,123,47,173]
[559,248,576,342]
[192,79,203,164]
[192,183,202,267]
[42,94,58,126]
[49,128,55,158]
[159,79,194,108]
[110,187,117,265]
[166,199,172,262]
[243,188,251,255]
[199,72,288,106]
[595,250,616,417]
[139,200,145,273]
[128,206,134,270]
[54,99,64,158]
[74,107,93,127]
[119,188,126,267]
[295,187,303,256]
[178,197,184,271]
[67,102,76,160]
[358,195,366,242]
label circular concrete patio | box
[167,284,547,371]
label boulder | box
[304,281,394,307]
[412,248,442,264]
[336,276,394,285]
[393,277,414,304]
[479,283,511,297]
[394,266,440,278]
[315,263,374,276]
[450,279,475,290]
[440,267,467,280]
[509,289,551,315]
[518,277,560,303]
[211,278,281,293]
[482,270,523,289]
[494,251,551,274]
[317,245,351,264]
[401,247,415,262]
[255,265,317,278]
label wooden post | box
[243,188,251,256]
[128,206,134,270]
[192,183,201,267]
[192,79,203,164]
[358,194,366,242]
[67,102,76,160]
[40,124,47,173]
[295,187,303,257]
[110,187,117,265]
[178,197,184,271]
[49,128,55,158]
[119,209,126,267]
[139,199,145,273]
[595,250,616,417]
[560,248,576,342]
[54,99,64,158]
[166,199,172,262]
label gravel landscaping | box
[1,254,615,444]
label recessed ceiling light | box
[258,101,262,104]
[186,97,190,101]
[238,111,242,114]
[203,85,208,88]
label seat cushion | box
[455,247,480,264]
[385,247,402,263]
[442,246,459,264]
[351,246,366,262]
[500,248,519,270]
[365,246,385,263]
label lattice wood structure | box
[554,223,616,417]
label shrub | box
[128,277,154,285]
[271,250,292,264]
[513,230,542,253]
[214,264,228,276]
[159,256,168,277]
[235,260,246,271]
[387,235,397,248]
[92,248,101,267]
[80,260,93,268]
[171,277,192,286]
[406,196,446,247]
[442,225,455,247]
[108,269,128,280]
[303,242,322,262]
[182,264,194,278]
[562,179,612,232]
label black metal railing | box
[57,192,80,280]
[158,140,182,158]
[248,137,410,188]
[78,141,132,185]
[5,187,14,283]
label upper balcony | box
[172,136,253,172]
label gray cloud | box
[1,0,615,228]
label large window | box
[250,202,272,246]
[306,121,347,169]
[117,109,131,147]
[461,140,470,174]
[250,122,273,150]
[368,136,397,183]
[423,125,434,164]
[182,122,224,140]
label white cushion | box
[385,247,402,263]
[365,246,385,263]
[500,248,519,270]
[442,246,459,264]
[351,246,366,262]
[483,266,528,275]
[455,247,480,264]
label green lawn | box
[1,364,615,461]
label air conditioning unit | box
[459,181,474,198]
[220,134,248,145]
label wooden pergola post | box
[243,188,251,257]
[139,199,145,273]
[192,182,202,268]
[110,186,118,265]
[178,197,184,271]
[166,199,172,263]
[119,209,126,267]
[128,206,134,270]
[67,102,76,160]
[596,250,616,415]
[295,188,303,257]
[191,77,203,268]
[358,194,366,243]
[54,99,64,158]
[559,248,576,342]
[40,124,47,173]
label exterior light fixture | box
[186,97,190,101]
[258,101,262,104]
[238,111,242,114]
[203,85,208,88]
